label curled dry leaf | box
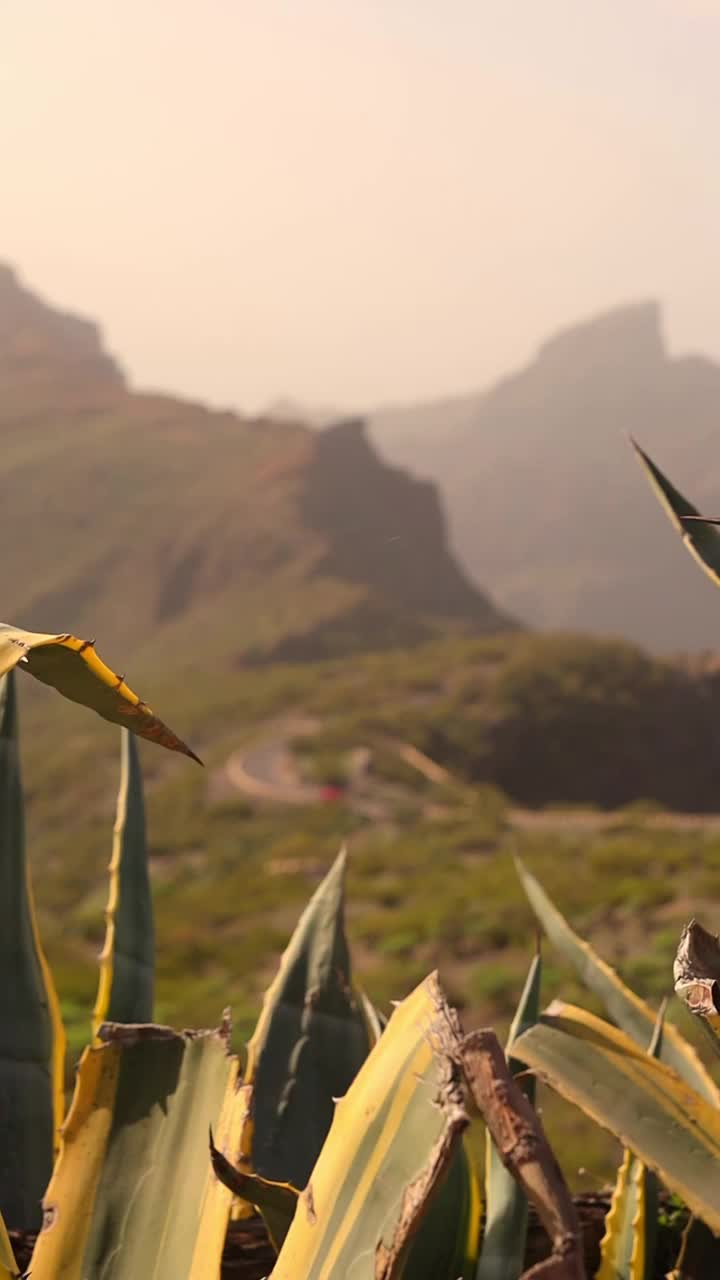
[674,921,720,1027]
[460,1028,585,1280]
[0,624,201,762]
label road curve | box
[226,721,720,832]
[226,719,323,805]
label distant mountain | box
[262,397,341,428]
[0,266,511,678]
[0,264,125,416]
[368,302,720,651]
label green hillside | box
[18,629,720,1183]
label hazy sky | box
[3,1,720,412]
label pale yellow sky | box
[3,0,720,411]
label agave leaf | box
[631,439,720,586]
[92,729,154,1036]
[0,623,200,762]
[594,1006,665,1280]
[30,1021,240,1280]
[240,847,373,1189]
[476,951,541,1280]
[594,1154,651,1280]
[405,1139,481,1280]
[515,858,720,1105]
[191,1041,249,1277]
[348,982,479,1280]
[365,964,478,1278]
[0,671,66,1231]
[673,919,720,1042]
[0,1211,19,1280]
[462,1027,585,1280]
[357,986,386,1045]
[513,1002,720,1234]
[694,1016,720,1063]
[209,1135,299,1250]
[271,972,469,1280]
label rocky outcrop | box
[0,264,124,419]
[301,418,508,625]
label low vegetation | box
[2,441,720,1278]
[1,674,719,1278]
[9,609,720,1204]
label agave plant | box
[0,651,583,1280]
[513,861,720,1277]
[4,588,720,1279]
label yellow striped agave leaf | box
[271,972,470,1280]
[0,623,201,762]
[239,847,374,1189]
[92,729,154,1036]
[515,858,720,1105]
[0,1211,20,1280]
[0,670,65,1232]
[595,1154,654,1280]
[595,1005,665,1280]
[476,950,541,1280]
[513,1002,720,1233]
[30,1021,241,1280]
[631,438,720,586]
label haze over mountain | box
[369,302,720,652]
[0,266,510,677]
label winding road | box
[226,718,323,805]
[225,720,720,832]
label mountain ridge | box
[368,300,720,650]
[0,265,512,676]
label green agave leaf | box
[271,972,469,1280]
[515,857,720,1106]
[209,1135,299,1251]
[476,951,541,1280]
[0,671,65,1231]
[405,1139,480,1280]
[241,847,373,1189]
[632,438,720,586]
[92,729,154,1036]
[0,623,200,762]
[595,1006,664,1280]
[30,1022,242,1280]
[357,987,386,1045]
[514,1002,720,1234]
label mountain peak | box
[369,297,720,651]
[0,263,125,420]
[536,301,665,371]
[300,416,507,626]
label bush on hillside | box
[424,635,720,809]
